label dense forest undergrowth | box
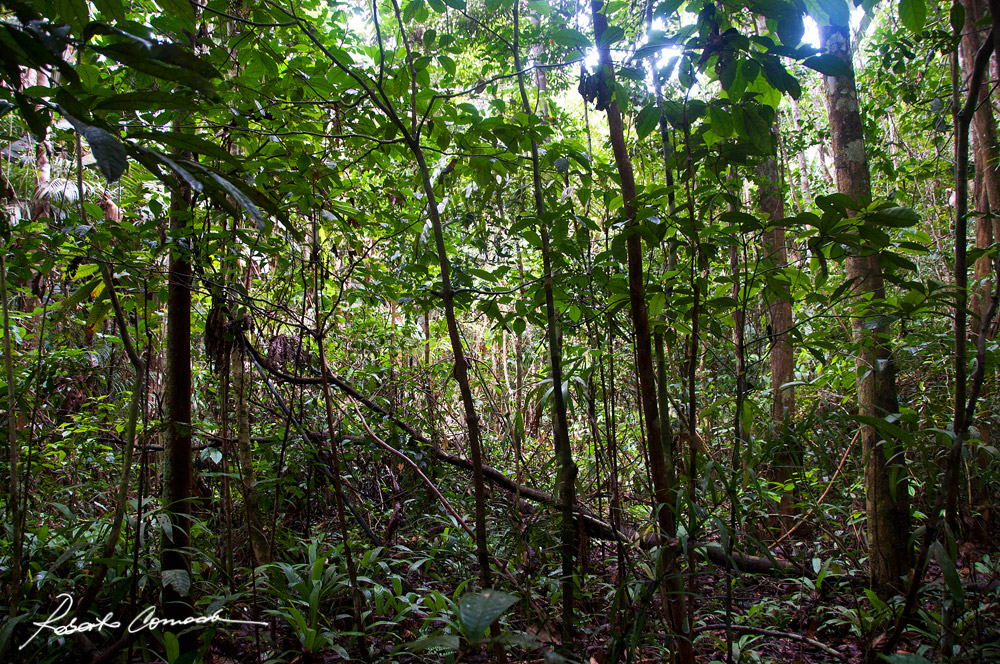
[1,0,1000,661]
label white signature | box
[22,593,268,650]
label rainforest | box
[1,0,999,662]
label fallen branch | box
[694,624,849,661]
[241,333,803,577]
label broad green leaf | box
[802,54,850,76]
[62,277,102,315]
[634,32,674,59]
[852,414,913,446]
[85,293,111,341]
[73,264,99,280]
[438,54,456,76]
[527,0,551,15]
[898,0,926,34]
[442,0,466,9]
[0,614,30,656]
[63,113,128,183]
[162,568,191,596]
[654,0,684,18]
[930,541,965,606]
[93,0,126,23]
[457,590,518,642]
[130,131,239,166]
[552,28,592,49]
[14,92,51,138]
[803,0,850,26]
[157,0,196,29]
[866,205,919,228]
[777,13,804,46]
[636,103,660,140]
[949,2,965,33]
[163,631,180,663]
[199,169,269,232]
[598,25,625,48]
[709,105,733,137]
[129,146,203,194]
[95,91,195,111]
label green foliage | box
[1,0,998,661]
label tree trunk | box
[963,0,1000,343]
[233,347,270,566]
[759,127,799,533]
[162,164,195,632]
[819,21,911,598]
[590,2,693,660]
[513,3,576,639]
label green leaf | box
[527,0,551,14]
[552,28,592,49]
[129,145,203,194]
[14,92,51,138]
[636,103,660,140]
[442,0,466,9]
[157,0,196,29]
[949,2,965,33]
[197,168,269,232]
[898,0,926,34]
[654,0,684,19]
[73,264,100,280]
[0,614,30,656]
[930,541,965,606]
[457,590,518,642]
[708,105,733,137]
[163,631,180,663]
[130,131,239,166]
[62,277,102,315]
[95,91,195,111]
[162,568,191,596]
[866,205,919,228]
[634,31,675,59]
[93,0,126,23]
[438,54,456,76]
[598,25,625,48]
[63,113,128,183]
[852,414,913,446]
[777,13,804,46]
[802,54,850,76]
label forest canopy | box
[1,0,999,662]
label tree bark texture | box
[758,132,799,531]
[962,0,1000,342]
[820,21,911,598]
[162,174,195,627]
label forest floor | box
[200,540,1000,664]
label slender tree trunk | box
[590,2,692,660]
[820,21,911,598]
[162,168,195,632]
[233,347,270,566]
[759,127,798,532]
[512,3,576,638]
